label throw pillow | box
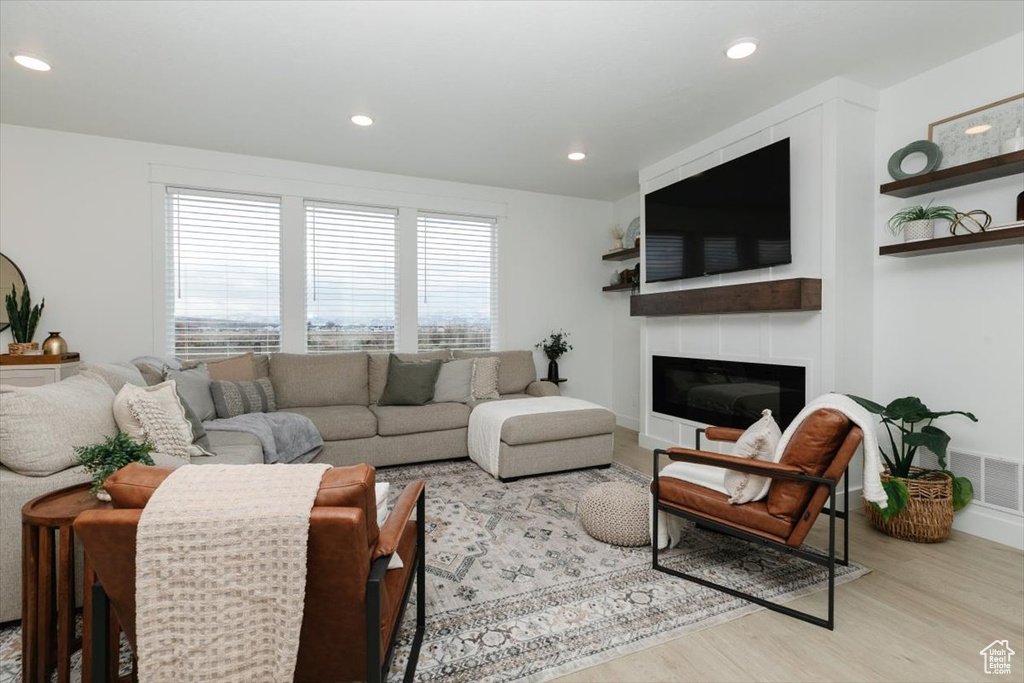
[164,365,216,422]
[471,357,500,401]
[0,373,118,477]
[374,482,403,570]
[206,352,258,382]
[113,381,209,461]
[209,378,276,418]
[132,360,165,387]
[724,409,782,504]
[377,355,442,406]
[130,359,212,451]
[432,359,474,403]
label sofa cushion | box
[204,430,264,464]
[432,359,474,404]
[270,352,369,407]
[370,403,471,436]
[454,350,536,395]
[0,373,118,477]
[205,352,258,381]
[369,351,451,404]
[656,477,793,540]
[164,365,216,422]
[378,355,442,406]
[278,406,377,441]
[500,407,615,446]
[79,362,147,393]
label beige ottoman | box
[579,482,651,547]
[495,403,615,481]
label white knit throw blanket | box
[135,463,331,683]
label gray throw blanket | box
[204,412,323,464]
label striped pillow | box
[210,378,276,419]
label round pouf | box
[578,482,650,547]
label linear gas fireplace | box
[652,356,805,429]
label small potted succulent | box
[4,284,45,355]
[75,432,156,501]
[887,200,958,242]
[536,330,573,382]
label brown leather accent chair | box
[73,463,426,683]
[652,408,862,630]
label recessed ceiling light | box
[11,52,51,72]
[964,124,992,135]
[350,114,374,127]
[567,152,586,161]
[725,40,758,60]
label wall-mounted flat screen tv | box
[645,138,791,283]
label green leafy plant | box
[847,394,977,521]
[74,432,156,496]
[4,284,45,344]
[886,200,958,236]
[535,330,573,361]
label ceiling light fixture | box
[350,114,374,127]
[964,124,992,135]
[567,152,586,161]
[725,40,758,60]
[11,52,51,72]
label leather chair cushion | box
[655,477,793,540]
[767,409,852,524]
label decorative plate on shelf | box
[624,217,640,247]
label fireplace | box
[652,356,805,429]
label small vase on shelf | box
[42,332,68,356]
[547,360,560,382]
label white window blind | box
[306,201,398,352]
[166,187,281,360]
[417,213,498,351]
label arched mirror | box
[0,253,28,332]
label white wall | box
[0,124,615,407]
[609,192,641,429]
[873,33,1024,547]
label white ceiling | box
[1,1,1022,200]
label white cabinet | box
[0,361,80,387]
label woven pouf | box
[578,482,650,547]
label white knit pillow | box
[113,381,204,462]
[724,409,782,504]
[471,357,500,400]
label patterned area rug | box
[0,461,867,683]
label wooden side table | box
[22,483,121,683]
[0,352,80,387]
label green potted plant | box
[4,284,45,355]
[887,200,958,243]
[847,394,977,542]
[75,432,156,501]
[536,330,573,382]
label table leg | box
[108,606,120,682]
[21,522,40,683]
[57,526,73,683]
[38,527,56,680]
[83,556,94,683]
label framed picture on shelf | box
[928,93,1024,169]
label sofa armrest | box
[373,480,425,561]
[526,381,560,397]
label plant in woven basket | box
[4,284,45,343]
[847,395,977,522]
[75,432,156,498]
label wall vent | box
[916,448,1022,516]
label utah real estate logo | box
[980,640,1015,675]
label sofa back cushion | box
[368,351,451,405]
[270,352,369,407]
[454,350,536,395]
[0,372,118,477]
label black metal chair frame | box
[90,488,427,683]
[652,430,849,630]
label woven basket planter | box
[8,342,39,355]
[864,467,953,543]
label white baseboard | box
[952,505,1024,550]
[615,414,640,431]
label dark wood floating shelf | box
[602,246,640,261]
[603,282,635,292]
[630,278,821,317]
[879,224,1024,257]
[879,151,1024,198]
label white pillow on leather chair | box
[724,409,782,504]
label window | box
[306,202,398,352]
[166,188,281,359]
[417,213,497,351]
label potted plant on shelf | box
[848,394,977,543]
[75,432,156,501]
[887,200,958,242]
[4,284,45,355]
[536,330,573,382]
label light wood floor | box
[555,428,1024,683]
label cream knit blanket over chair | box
[135,463,330,683]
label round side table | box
[22,482,121,683]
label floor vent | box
[916,448,1022,516]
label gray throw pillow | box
[432,359,474,403]
[210,378,276,418]
[377,355,442,406]
[165,365,216,422]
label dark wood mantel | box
[630,277,822,317]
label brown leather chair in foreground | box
[73,463,426,683]
[652,408,862,630]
